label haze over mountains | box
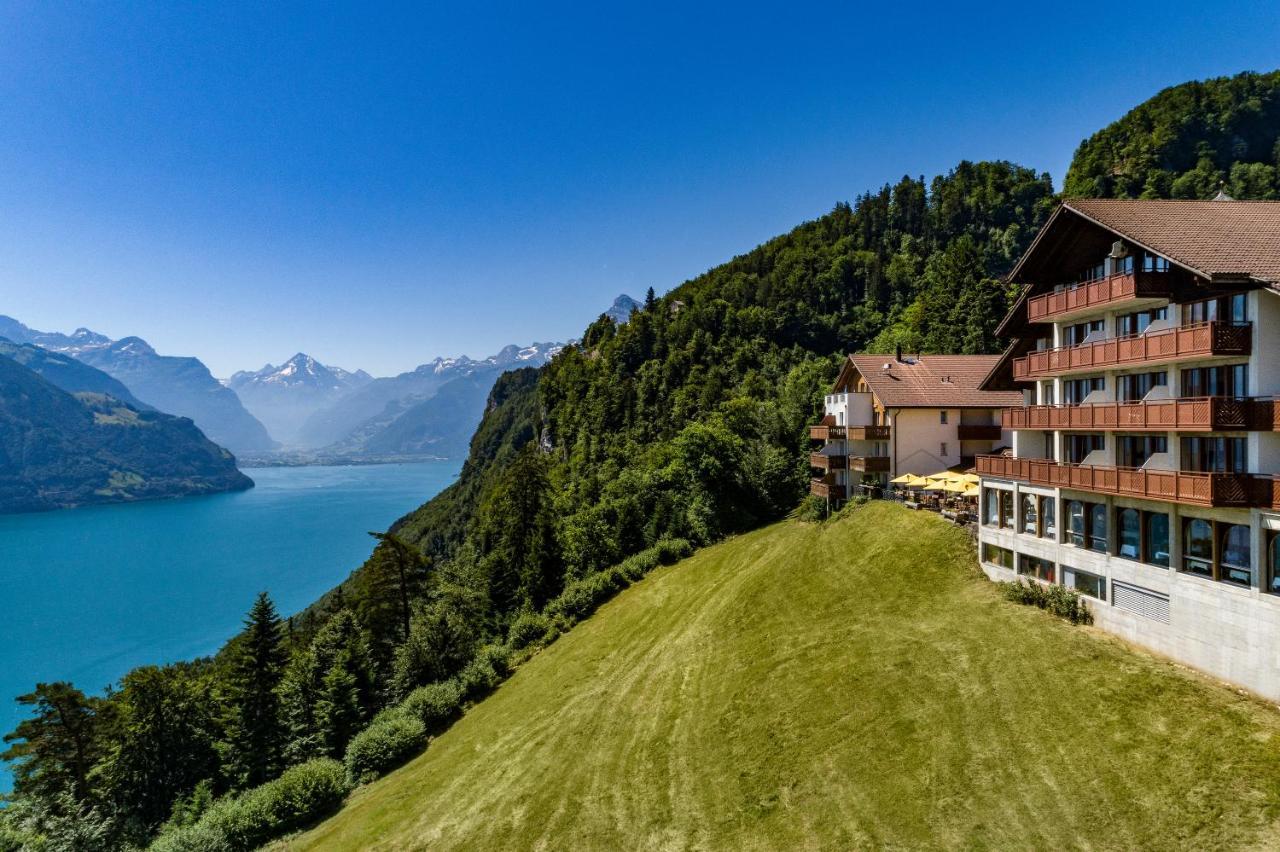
[228,354,373,446]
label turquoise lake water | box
[0,461,458,788]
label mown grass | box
[287,501,1280,850]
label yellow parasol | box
[941,481,968,493]
[962,485,981,498]
[923,480,949,491]
[924,471,952,481]
[889,472,918,484]
[959,473,981,484]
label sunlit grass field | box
[289,501,1280,850]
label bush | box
[507,610,552,648]
[1001,579,1092,625]
[459,644,511,700]
[150,759,349,852]
[399,679,466,733]
[344,715,428,785]
[795,494,827,522]
[653,537,693,565]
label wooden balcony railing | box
[1012,322,1251,381]
[1026,270,1169,324]
[810,452,847,471]
[1001,397,1275,432]
[849,456,891,473]
[975,454,1261,507]
[956,424,1003,441]
[810,477,843,499]
[809,424,890,441]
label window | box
[1077,260,1106,283]
[1064,376,1105,404]
[1066,434,1104,464]
[940,442,948,457]
[1117,306,1168,336]
[1142,252,1170,273]
[1181,364,1247,398]
[1118,435,1167,468]
[1018,554,1055,582]
[1118,508,1141,559]
[1089,504,1108,552]
[1221,524,1252,587]
[1118,371,1167,402]
[983,488,999,526]
[1069,501,1086,547]
[1181,436,1247,474]
[982,543,1014,570]
[1064,319,1105,346]
[1144,512,1170,568]
[1183,518,1214,577]
[1040,497,1056,540]
[1022,495,1037,535]
[1062,566,1106,600]
[1184,293,1248,325]
[1268,532,1280,595]
[940,410,948,424]
[1000,490,1015,528]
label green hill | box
[288,503,1280,851]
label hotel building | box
[976,198,1280,699]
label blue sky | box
[0,1,1277,377]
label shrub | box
[151,759,349,852]
[459,644,512,700]
[397,678,465,733]
[1001,579,1092,625]
[653,538,693,564]
[344,714,428,785]
[507,610,552,648]
[795,494,827,522]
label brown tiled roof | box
[1064,198,1280,284]
[846,355,1023,408]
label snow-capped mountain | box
[227,354,373,445]
[604,294,641,324]
[0,315,275,454]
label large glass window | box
[1022,495,1037,535]
[1269,532,1280,595]
[1000,490,1015,528]
[1221,524,1252,587]
[1181,436,1247,474]
[1064,319,1105,346]
[1018,554,1055,583]
[1142,253,1170,273]
[1184,293,1248,325]
[1069,501,1086,547]
[1183,518,1214,577]
[1144,512,1170,568]
[1118,435,1168,468]
[1089,504,1108,553]
[1181,364,1248,398]
[1118,371,1167,402]
[982,543,1013,570]
[1118,508,1141,559]
[1067,434,1105,464]
[983,488,999,526]
[1118,307,1168,336]
[1040,497,1056,540]
[1062,566,1106,600]
[1064,376,1105,404]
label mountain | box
[294,341,563,450]
[228,353,372,446]
[324,371,494,459]
[0,338,149,409]
[604,293,640,324]
[1065,70,1280,200]
[0,353,252,513]
[0,316,275,454]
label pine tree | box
[315,649,362,758]
[225,592,287,788]
[1,682,102,805]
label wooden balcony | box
[810,476,843,499]
[1026,270,1170,324]
[975,454,1262,508]
[810,452,847,471]
[956,424,1003,441]
[849,456,891,473]
[1012,322,1251,381]
[1002,397,1275,432]
[809,424,890,441]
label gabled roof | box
[844,355,1023,409]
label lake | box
[0,461,458,787]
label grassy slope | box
[290,503,1280,850]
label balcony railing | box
[849,456,891,473]
[975,454,1261,507]
[956,424,1003,441]
[1012,322,1251,381]
[810,452,847,471]
[1001,397,1275,432]
[810,477,843,499]
[809,424,891,441]
[1026,270,1169,324]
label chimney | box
[895,343,902,363]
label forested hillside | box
[1065,70,1280,199]
[6,70,1280,851]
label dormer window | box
[1142,252,1170,273]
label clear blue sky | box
[0,1,1276,377]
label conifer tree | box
[225,592,287,788]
